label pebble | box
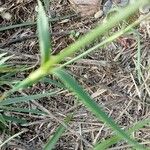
[103,0,112,14]
[94,10,104,19]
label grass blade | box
[0,22,36,32]
[37,0,51,64]
[0,90,60,106]
[0,114,7,125]
[0,14,76,32]
[44,114,72,150]
[2,1,149,98]
[47,0,149,66]
[59,14,150,68]
[94,119,150,150]
[0,106,46,115]
[2,114,27,124]
[53,69,146,150]
[43,0,50,13]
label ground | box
[0,0,150,150]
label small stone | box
[35,5,38,12]
[103,0,112,14]
[2,12,12,20]
[68,0,102,16]
[0,7,6,13]
[94,10,103,19]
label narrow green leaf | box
[94,119,150,150]
[0,72,15,80]
[47,0,149,67]
[0,64,29,74]
[2,114,27,124]
[0,122,6,131]
[0,21,36,32]
[59,14,150,68]
[0,67,48,98]
[53,69,146,150]
[0,14,76,32]
[45,126,65,150]
[0,106,46,115]
[0,90,60,106]
[44,114,72,150]
[0,114,7,125]
[37,0,51,65]
[3,1,149,98]
[43,0,50,13]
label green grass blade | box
[59,14,150,68]
[43,0,50,13]
[0,122,6,131]
[0,90,60,106]
[0,106,46,115]
[94,119,150,150]
[2,114,27,124]
[0,22,36,32]
[0,14,76,32]
[3,1,148,98]
[44,114,72,150]
[53,69,146,150]
[37,0,51,65]
[44,126,65,150]
[47,0,149,67]
[0,114,7,125]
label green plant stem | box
[44,114,73,150]
[46,0,149,67]
[59,13,150,68]
[53,69,146,150]
[0,0,149,99]
[37,0,51,64]
[94,119,150,150]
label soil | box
[0,0,150,150]
[68,0,101,16]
